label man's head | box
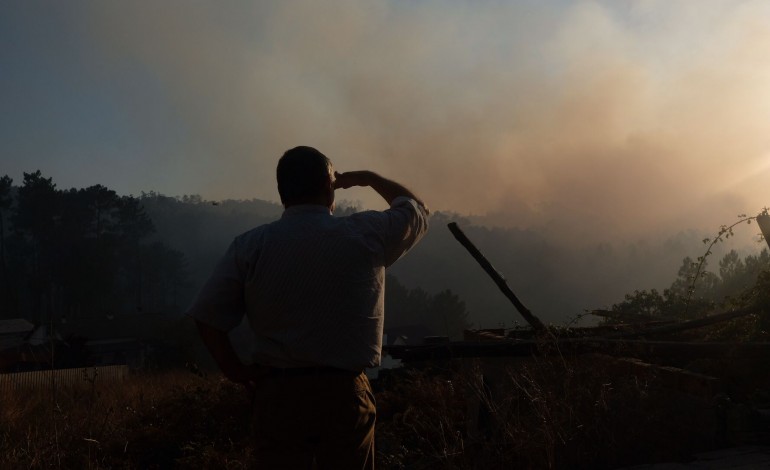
[277,146,334,208]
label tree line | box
[384,274,470,340]
[7,170,762,338]
[1,173,471,341]
[0,171,190,323]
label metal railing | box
[0,365,128,391]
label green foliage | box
[609,208,770,324]
[684,209,770,314]
[611,248,770,322]
[611,288,667,319]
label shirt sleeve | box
[357,196,429,267]
[186,238,246,332]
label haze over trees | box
[3,171,768,341]
[138,188,770,330]
[0,173,471,340]
[610,249,770,323]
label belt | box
[264,366,362,378]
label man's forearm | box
[335,170,427,211]
[366,172,423,207]
[195,320,247,380]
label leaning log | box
[447,222,546,332]
[589,309,662,324]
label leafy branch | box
[685,207,769,316]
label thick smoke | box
[14,1,770,243]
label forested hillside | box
[0,172,189,322]
[139,188,770,329]
[3,171,768,336]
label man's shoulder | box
[232,221,274,247]
[339,209,387,232]
[338,199,427,243]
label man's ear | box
[326,176,335,209]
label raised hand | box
[333,171,372,190]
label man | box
[188,146,429,469]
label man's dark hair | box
[277,146,332,206]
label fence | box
[0,365,128,391]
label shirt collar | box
[282,204,332,218]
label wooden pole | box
[447,222,546,332]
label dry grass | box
[1,370,255,469]
[376,355,719,469]
[1,358,727,469]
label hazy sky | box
[3,0,770,242]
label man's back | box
[189,146,428,469]
[233,199,427,370]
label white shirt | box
[187,197,428,371]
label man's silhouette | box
[189,146,428,469]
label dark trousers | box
[252,370,376,469]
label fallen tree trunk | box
[604,307,758,339]
[589,309,663,324]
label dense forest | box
[0,172,189,322]
[2,171,768,343]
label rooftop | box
[0,319,35,336]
